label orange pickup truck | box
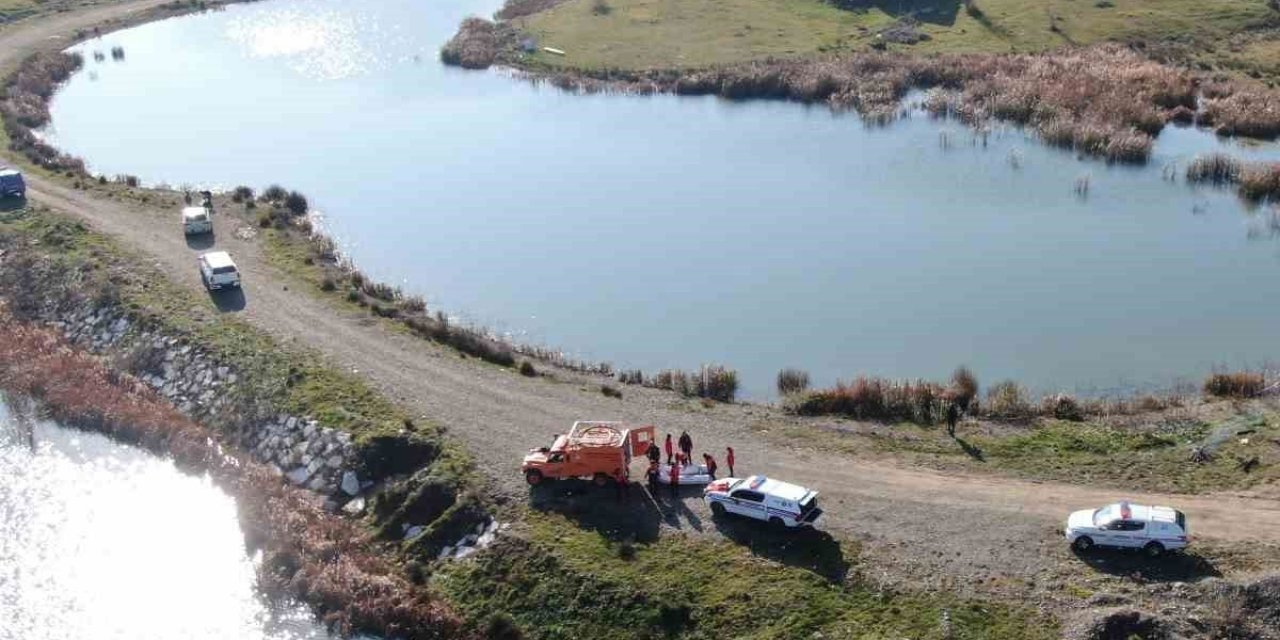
[522,421,656,486]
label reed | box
[776,368,810,396]
[1186,153,1242,185]
[1203,371,1266,398]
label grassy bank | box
[438,510,1057,639]
[0,312,470,639]
[510,0,1280,76]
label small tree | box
[284,190,309,216]
[949,366,979,412]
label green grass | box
[752,412,1280,494]
[517,0,1279,71]
[437,510,1057,639]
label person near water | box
[668,462,679,496]
[946,402,960,439]
[678,431,693,465]
[664,433,674,464]
[703,453,718,481]
[726,446,735,477]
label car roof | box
[741,475,811,501]
[1105,502,1179,524]
[0,168,20,177]
[182,206,209,219]
[200,251,236,269]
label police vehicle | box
[703,475,822,529]
[1065,501,1189,557]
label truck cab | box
[0,169,25,199]
[523,421,654,486]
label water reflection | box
[0,397,341,640]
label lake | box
[43,0,1280,398]
[0,395,342,639]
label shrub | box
[985,380,1031,419]
[591,0,611,14]
[231,185,254,202]
[696,365,738,403]
[285,190,309,216]
[519,361,537,377]
[949,366,979,411]
[601,384,623,399]
[1238,163,1280,201]
[1040,393,1084,421]
[257,212,272,228]
[260,184,287,202]
[793,376,944,423]
[320,277,337,292]
[1203,371,1265,398]
[776,368,810,396]
[617,369,644,385]
[485,613,524,640]
[402,295,427,314]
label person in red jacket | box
[726,446,735,477]
[668,461,679,496]
[613,467,629,502]
[702,453,718,481]
[664,433,674,464]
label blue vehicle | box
[0,169,25,198]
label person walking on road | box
[664,433,674,464]
[946,402,960,439]
[668,462,679,497]
[703,453,718,481]
[678,431,693,466]
[726,446,735,477]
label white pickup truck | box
[198,251,241,291]
[182,206,212,235]
[704,475,822,529]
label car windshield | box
[211,266,237,275]
[1092,505,1117,527]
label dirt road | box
[4,0,1279,597]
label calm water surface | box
[0,397,342,639]
[45,0,1280,397]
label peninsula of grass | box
[438,510,1058,640]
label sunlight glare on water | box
[226,8,390,79]
[0,399,341,640]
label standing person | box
[647,459,659,492]
[614,467,629,502]
[668,462,679,497]
[664,433,674,464]
[946,402,960,439]
[647,440,661,465]
[703,453,718,481]
[725,446,735,477]
[678,431,693,466]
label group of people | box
[640,430,736,496]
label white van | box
[1065,501,1189,557]
[198,251,241,291]
[703,475,822,529]
[182,206,212,235]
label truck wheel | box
[768,517,787,531]
[525,469,543,486]
[710,502,726,517]
[1072,536,1093,552]
[593,472,610,487]
[1143,542,1164,558]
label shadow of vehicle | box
[827,0,961,25]
[1072,546,1222,582]
[208,285,246,312]
[184,231,215,250]
[528,479,663,543]
[711,512,853,583]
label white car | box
[1065,501,1189,557]
[703,475,822,529]
[182,206,212,235]
[198,251,241,291]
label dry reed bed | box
[441,28,1280,164]
[1,51,87,172]
[0,311,469,640]
[1187,153,1280,201]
